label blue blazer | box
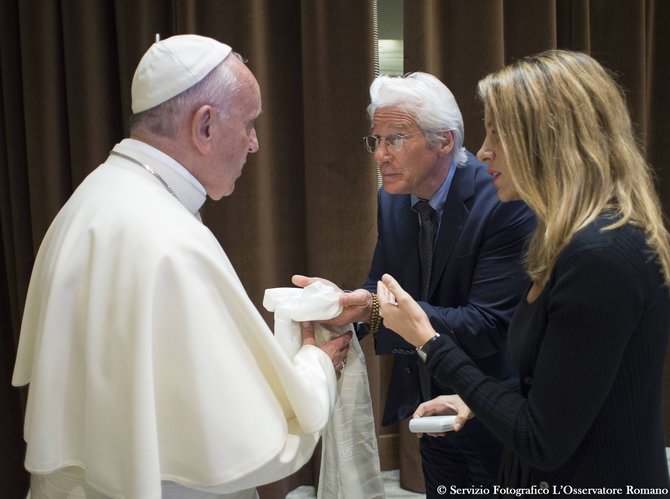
[363,152,535,425]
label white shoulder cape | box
[13,159,337,499]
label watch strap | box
[416,333,440,362]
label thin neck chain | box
[109,150,179,201]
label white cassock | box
[12,139,338,499]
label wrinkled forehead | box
[371,106,421,132]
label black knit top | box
[426,215,670,496]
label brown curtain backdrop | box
[1,1,669,498]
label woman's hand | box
[376,273,437,347]
[301,321,352,379]
[413,394,474,435]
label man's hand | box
[301,321,352,379]
[292,275,372,326]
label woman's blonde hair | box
[477,50,670,286]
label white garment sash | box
[263,282,385,499]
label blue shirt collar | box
[411,162,457,219]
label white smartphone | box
[408,415,457,433]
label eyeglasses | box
[362,132,423,153]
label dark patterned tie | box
[415,200,437,301]
[414,200,438,402]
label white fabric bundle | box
[263,282,385,499]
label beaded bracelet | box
[368,292,382,335]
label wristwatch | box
[416,333,440,362]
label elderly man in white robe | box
[12,34,352,499]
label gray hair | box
[129,56,241,138]
[367,72,466,165]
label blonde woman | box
[377,50,670,494]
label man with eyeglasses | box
[294,72,535,497]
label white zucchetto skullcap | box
[131,34,232,113]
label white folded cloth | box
[264,282,385,499]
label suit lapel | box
[429,165,476,298]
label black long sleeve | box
[425,218,670,490]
